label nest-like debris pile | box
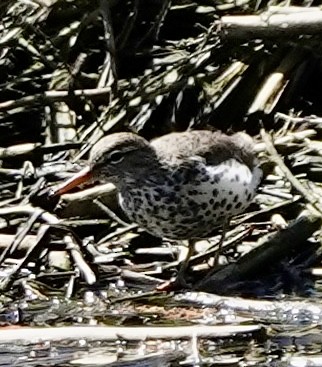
[1,0,322,311]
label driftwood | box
[220,7,322,39]
[0,205,96,289]
[261,129,322,215]
[0,234,36,250]
[197,213,322,293]
[176,291,322,324]
[0,324,261,343]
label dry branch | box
[0,205,96,288]
[198,213,321,293]
[220,7,322,39]
[176,291,322,324]
[261,129,322,214]
[0,324,261,343]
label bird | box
[53,130,262,286]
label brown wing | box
[151,130,257,169]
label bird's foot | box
[156,272,192,291]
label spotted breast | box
[117,130,262,239]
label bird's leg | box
[172,239,196,289]
[171,220,230,289]
[212,219,230,265]
[177,219,230,286]
[157,240,195,290]
[195,219,230,288]
[173,240,196,288]
[177,239,195,279]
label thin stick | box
[260,128,322,215]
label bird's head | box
[53,133,156,196]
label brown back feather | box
[151,130,257,169]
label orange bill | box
[53,167,93,196]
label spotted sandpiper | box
[53,130,262,285]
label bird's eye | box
[108,150,124,164]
